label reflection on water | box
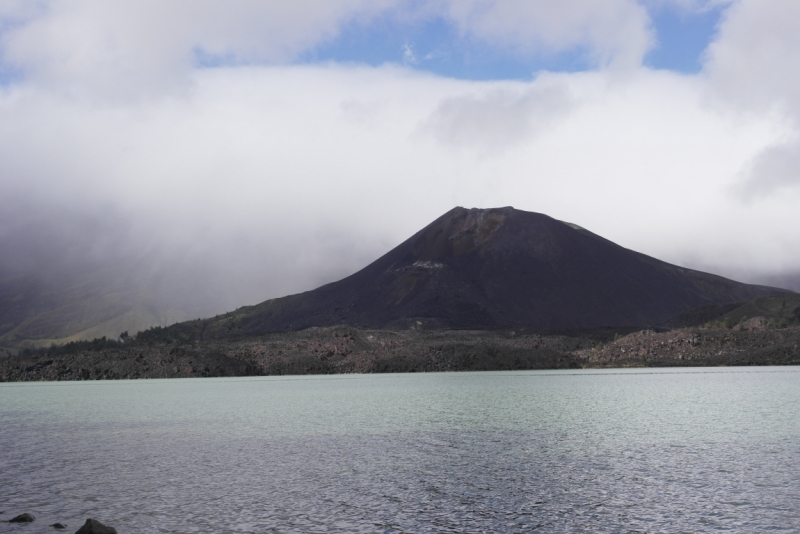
[1,368,799,533]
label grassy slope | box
[0,271,190,351]
[715,294,800,326]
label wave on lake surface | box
[1,368,799,533]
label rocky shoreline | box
[3,514,115,533]
[2,324,799,382]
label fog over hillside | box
[1,1,799,346]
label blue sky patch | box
[645,4,725,73]
[303,15,594,80]
[298,5,727,79]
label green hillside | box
[0,269,190,353]
[710,294,800,329]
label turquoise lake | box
[1,367,799,533]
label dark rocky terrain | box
[170,207,787,339]
[0,327,589,381]
[3,319,798,382]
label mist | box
[1,1,800,340]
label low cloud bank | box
[0,1,799,339]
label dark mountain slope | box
[194,207,787,338]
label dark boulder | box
[9,512,35,523]
[50,523,67,529]
[74,518,117,534]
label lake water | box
[1,368,799,533]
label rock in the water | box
[51,523,68,529]
[9,512,36,523]
[74,518,117,534]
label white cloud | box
[705,0,800,116]
[402,42,417,65]
[419,76,574,151]
[0,64,794,302]
[733,139,800,199]
[704,0,800,199]
[0,0,663,103]
[1,0,799,317]
[0,0,397,101]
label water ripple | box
[1,368,799,532]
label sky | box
[1,0,800,320]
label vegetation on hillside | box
[703,295,800,330]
